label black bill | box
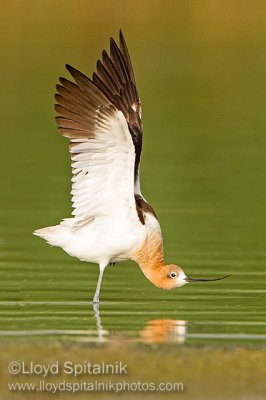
[185,274,231,283]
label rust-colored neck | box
[133,229,164,268]
[131,229,166,287]
[139,262,167,289]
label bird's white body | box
[36,209,158,266]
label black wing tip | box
[66,63,74,72]
[102,49,109,61]
[54,93,62,101]
[119,29,125,43]
[65,64,79,79]
[66,63,95,86]
[59,76,78,88]
[110,36,117,49]
[55,83,63,91]
[92,72,98,81]
[54,103,64,114]
[59,76,65,84]
[96,59,102,69]
[65,64,81,78]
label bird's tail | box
[33,224,68,247]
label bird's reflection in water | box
[91,304,186,345]
[140,319,187,344]
[93,303,108,343]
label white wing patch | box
[70,108,136,220]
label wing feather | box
[55,31,147,223]
[55,72,137,220]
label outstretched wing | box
[55,64,136,220]
[55,31,144,222]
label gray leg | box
[92,263,107,304]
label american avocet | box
[34,30,229,303]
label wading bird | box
[34,30,229,303]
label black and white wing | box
[55,31,144,222]
[92,30,143,194]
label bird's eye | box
[170,272,177,278]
